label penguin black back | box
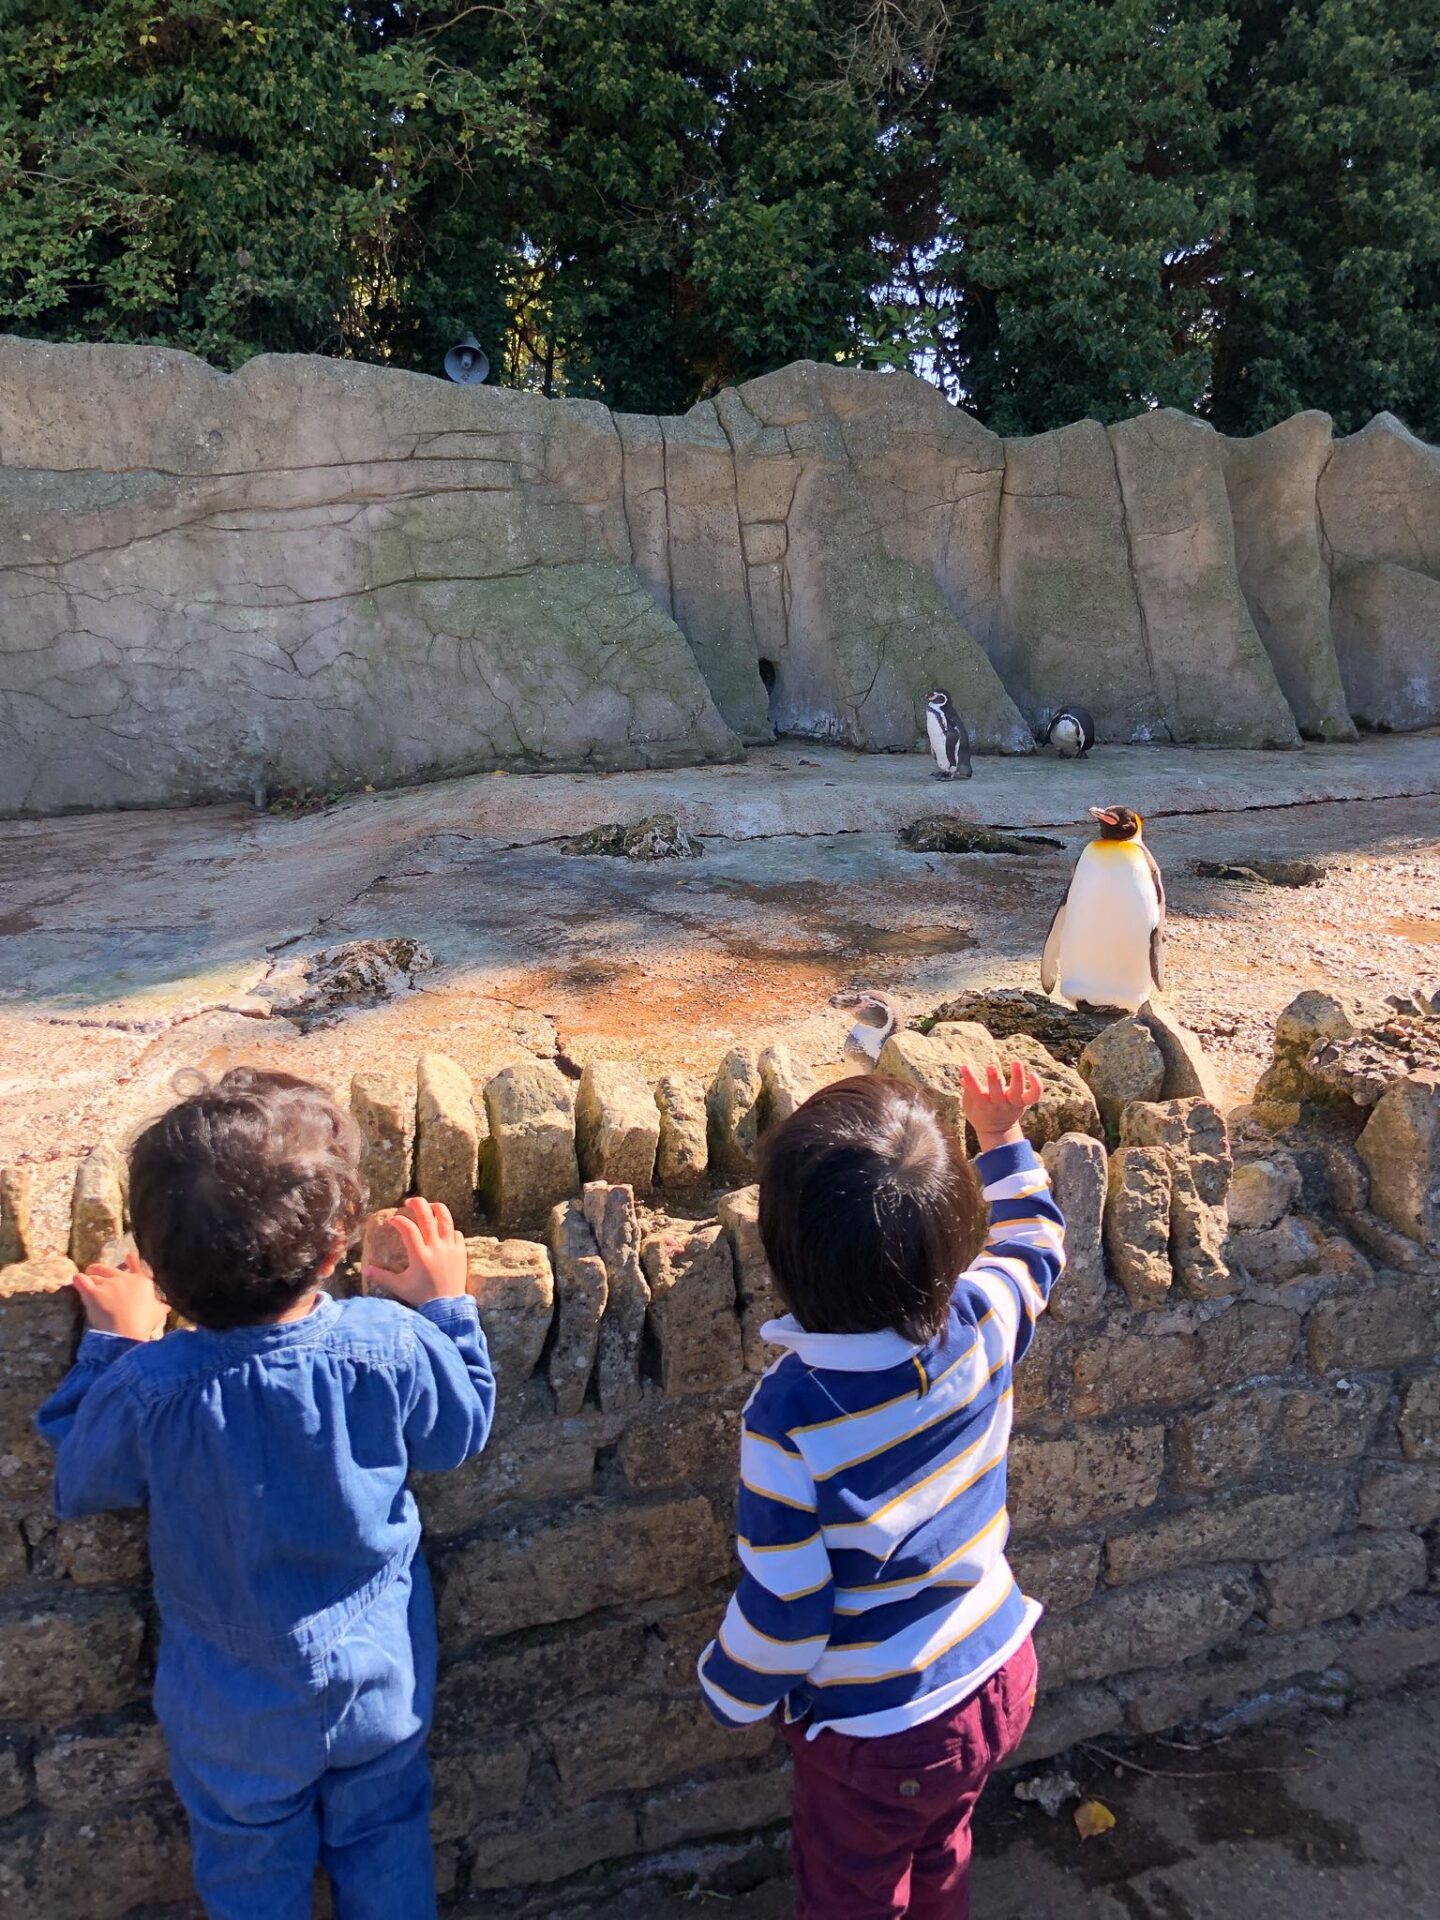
[1044,703,1096,759]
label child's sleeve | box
[955,1139,1067,1366]
[403,1296,496,1472]
[37,1334,148,1516]
[697,1385,834,1728]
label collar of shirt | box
[188,1289,342,1355]
[759,1313,921,1372]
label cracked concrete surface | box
[2,735,1437,1251]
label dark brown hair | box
[757,1075,980,1344]
[128,1069,366,1330]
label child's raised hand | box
[362,1196,468,1307]
[74,1249,169,1342]
[959,1059,1043,1153]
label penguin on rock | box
[1043,703,1096,759]
[1041,805,1166,1013]
[925,688,972,780]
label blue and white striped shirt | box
[698,1139,1065,1739]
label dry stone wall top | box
[3,342,1438,814]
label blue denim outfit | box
[38,1291,494,1920]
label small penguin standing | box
[1041,805,1166,1012]
[925,688,972,780]
[1043,703,1096,760]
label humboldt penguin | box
[1041,805,1166,1012]
[925,689,972,780]
[1043,703,1096,759]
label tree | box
[874,0,1239,434]
[1207,0,1440,438]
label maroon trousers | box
[780,1638,1038,1919]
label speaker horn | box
[443,333,490,385]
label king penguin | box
[1041,805,1166,1012]
[925,688,972,780]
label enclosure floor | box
[2,734,1437,1246]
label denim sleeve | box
[403,1297,496,1472]
[36,1332,149,1517]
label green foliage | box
[1207,0,1440,436]
[0,0,1437,433]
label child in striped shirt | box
[698,1061,1066,1919]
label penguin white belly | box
[926,709,948,768]
[1058,845,1159,1012]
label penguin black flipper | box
[1040,892,1067,995]
[1144,844,1167,993]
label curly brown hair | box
[128,1068,367,1330]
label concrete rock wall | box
[0,1011,1437,1913]
[1,339,1438,814]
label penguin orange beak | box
[1089,807,1120,825]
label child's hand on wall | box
[960,1060,1043,1153]
[362,1196,469,1307]
[75,1250,169,1342]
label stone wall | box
[4,341,1440,814]
[0,1008,1437,1913]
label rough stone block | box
[707,1049,765,1185]
[0,1800,191,1920]
[1078,1018,1165,1129]
[1040,1133,1108,1324]
[1009,1423,1164,1535]
[1008,1036,1102,1147]
[1338,1595,1440,1685]
[654,1072,709,1189]
[757,1043,817,1130]
[547,1200,607,1416]
[1133,1002,1225,1107]
[1228,1212,1334,1286]
[1104,1147,1172,1308]
[551,1695,772,1807]
[414,1053,481,1230]
[1012,1330,1070,1430]
[1349,1069,1440,1192]
[1071,1324,1209,1421]
[436,1496,729,1641]
[618,1382,747,1492]
[350,1070,414,1211]
[877,1023,1000,1131]
[1037,1567,1258,1686]
[0,1744,27,1820]
[34,1723,169,1810]
[1202,1300,1301,1386]
[0,1594,146,1720]
[463,1235,554,1413]
[435,1618,647,1742]
[1166,1156,1232,1300]
[0,1167,36,1268]
[67,1146,126,1271]
[468,1803,640,1891]
[1278,1379,1389,1465]
[1014,1681,1122,1763]
[482,1059,578,1231]
[1120,1098,1232,1207]
[1228,1154,1303,1232]
[430,1738,530,1841]
[0,1254,79,1444]
[1009,1539,1101,1613]
[716,1184,784,1371]
[1261,1531,1427,1631]
[1399,1372,1440,1461]
[1105,1486,1347,1587]
[641,1220,744,1395]
[1358,1464,1440,1530]
[1116,1625,1343,1735]
[640,1765,792,1850]
[1309,1279,1439,1373]
[1168,1390,1278,1492]
[24,1509,148,1588]
[582,1181,650,1413]
[575,1062,659,1193]
[414,1414,599,1537]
